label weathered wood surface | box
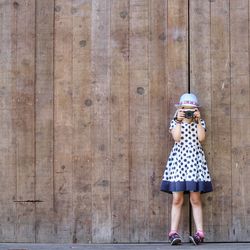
[54,0,74,243]
[190,0,250,242]
[0,0,17,242]
[167,0,189,240]
[190,0,213,240]
[71,0,93,244]
[191,0,230,241]
[110,0,130,243]
[148,0,169,242]
[13,0,36,242]
[91,0,112,243]
[230,0,250,242]
[0,0,249,243]
[209,0,232,241]
[35,0,55,243]
[129,0,150,242]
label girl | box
[160,93,213,245]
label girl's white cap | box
[175,93,200,108]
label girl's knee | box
[172,193,184,206]
[190,193,202,206]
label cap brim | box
[175,103,200,108]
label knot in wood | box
[159,32,166,41]
[85,99,92,107]
[54,5,61,12]
[137,87,145,95]
[13,1,19,8]
[79,40,87,47]
[120,10,128,19]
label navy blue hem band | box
[160,180,213,194]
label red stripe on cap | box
[180,100,197,105]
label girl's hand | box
[176,109,185,121]
[194,108,201,122]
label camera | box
[184,110,195,119]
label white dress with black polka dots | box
[160,119,213,194]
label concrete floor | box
[0,243,249,250]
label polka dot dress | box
[160,119,213,194]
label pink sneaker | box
[169,232,182,245]
[189,231,204,245]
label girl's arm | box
[171,123,182,142]
[194,109,206,142]
[197,119,206,142]
[171,109,184,142]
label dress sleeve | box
[169,119,177,132]
[200,119,206,132]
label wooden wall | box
[190,0,250,242]
[0,0,249,243]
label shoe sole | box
[189,236,197,246]
[171,238,182,245]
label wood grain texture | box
[35,0,55,242]
[91,0,112,243]
[54,0,74,242]
[148,0,169,241]
[189,0,213,240]
[191,0,233,241]
[210,0,231,241]
[13,0,36,242]
[167,0,189,240]
[129,0,150,242]
[230,0,250,241]
[110,0,130,243]
[0,0,249,243]
[191,0,250,242]
[0,0,17,242]
[71,0,93,244]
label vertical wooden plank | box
[12,0,36,242]
[35,0,55,242]
[91,0,112,243]
[210,0,231,241]
[230,0,250,241]
[167,0,188,107]
[0,0,17,242]
[110,0,130,243]
[189,0,213,241]
[148,0,169,242]
[167,0,189,240]
[54,0,73,242]
[71,0,92,244]
[129,0,150,242]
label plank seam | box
[147,0,150,241]
[52,0,56,236]
[209,0,213,240]
[13,0,18,241]
[229,0,233,236]
[72,0,76,243]
[71,0,74,242]
[126,0,130,242]
[34,0,37,243]
[109,0,112,243]
[128,0,131,242]
[90,0,94,243]
[165,0,170,237]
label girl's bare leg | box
[190,192,203,232]
[170,192,184,232]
